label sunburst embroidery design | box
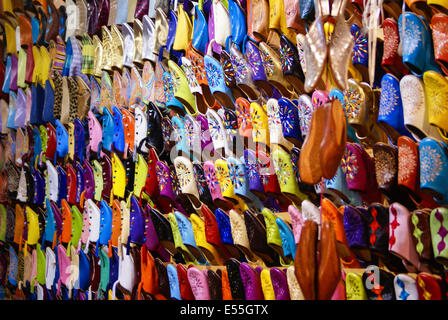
[420,145,443,185]
[351,27,368,65]
[399,19,423,56]
[379,79,399,117]
[398,144,416,182]
[274,157,291,186]
[298,100,314,137]
[341,149,358,181]
[245,44,262,75]
[156,164,169,191]
[204,167,220,195]
[267,102,282,127]
[176,162,192,189]
[184,63,199,89]
[343,88,362,120]
[260,50,274,77]
[279,45,294,71]
[228,163,245,189]
[205,62,222,88]
[280,104,295,135]
[215,165,231,191]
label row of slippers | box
[2,93,448,214]
[1,198,448,300]
[2,0,448,83]
[0,245,447,301]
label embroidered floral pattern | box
[341,148,359,181]
[204,166,220,195]
[298,99,314,137]
[383,24,399,60]
[399,18,423,56]
[205,62,222,88]
[398,144,416,182]
[207,114,224,142]
[221,54,235,87]
[280,104,295,135]
[245,44,263,75]
[420,145,443,185]
[156,163,169,191]
[162,72,175,102]
[230,53,249,83]
[379,79,399,117]
[267,102,282,128]
[170,173,180,197]
[215,165,231,191]
[251,105,266,141]
[184,62,200,89]
[228,163,245,189]
[176,162,192,189]
[280,44,294,72]
[188,51,206,83]
[343,88,362,120]
[351,27,368,65]
[260,49,274,77]
[235,102,252,133]
[273,156,291,186]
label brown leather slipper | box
[299,105,326,184]
[294,219,318,300]
[320,99,347,179]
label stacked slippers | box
[0,0,448,300]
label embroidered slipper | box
[378,73,410,142]
[244,39,274,97]
[410,209,434,263]
[174,156,202,208]
[389,202,421,271]
[423,70,448,138]
[229,42,260,101]
[362,266,395,300]
[239,262,263,300]
[400,74,431,140]
[343,205,371,262]
[250,101,270,148]
[203,161,233,210]
[262,207,290,264]
[417,272,443,300]
[228,209,257,263]
[399,12,442,76]
[215,159,240,204]
[272,147,307,204]
[206,108,229,157]
[365,203,390,258]
[432,13,448,76]
[430,207,448,265]
[204,45,236,109]
[419,138,448,203]
[191,213,223,265]
[381,18,409,77]
[226,258,245,300]
[277,98,302,148]
[226,156,251,202]
[345,272,367,300]
[259,41,294,97]
[394,274,419,300]
[220,48,247,102]
[280,34,305,93]
[169,60,197,116]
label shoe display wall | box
[0,0,448,301]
